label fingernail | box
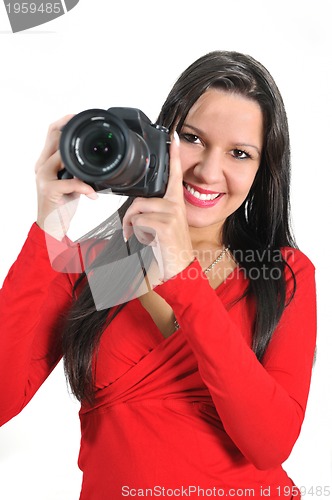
[86,192,99,200]
[123,230,128,243]
[173,130,180,146]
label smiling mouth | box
[183,182,222,201]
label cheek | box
[179,144,200,175]
[180,156,192,178]
[226,167,259,194]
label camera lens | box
[60,108,151,191]
[84,132,114,167]
[77,122,124,173]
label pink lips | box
[183,183,224,208]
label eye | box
[232,148,253,160]
[180,133,202,145]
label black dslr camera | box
[58,107,170,197]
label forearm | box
[0,224,74,425]
[155,257,316,469]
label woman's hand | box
[35,115,98,239]
[122,133,194,281]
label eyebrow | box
[182,123,262,155]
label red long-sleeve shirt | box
[0,223,317,499]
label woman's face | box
[179,88,263,233]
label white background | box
[0,0,331,498]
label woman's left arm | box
[155,250,317,471]
[123,134,316,470]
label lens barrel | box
[60,109,149,189]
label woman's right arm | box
[35,115,98,238]
[0,116,97,426]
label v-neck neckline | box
[131,263,245,342]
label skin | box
[35,89,263,337]
[180,89,263,239]
[35,115,98,239]
[123,89,264,281]
[35,90,263,265]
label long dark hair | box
[62,51,297,403]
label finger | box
[122,198,143,241]
[164,131,184,202]
[36,114,75,168]
[151,237,164,280]
[132,224,157,246]
[54,178,98,201]
[122,197,164,241]
[36,150,64,179]
[37,149,98,198]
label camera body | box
[59,107,170,197]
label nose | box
[193,148,226,185]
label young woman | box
[0,51,316,499]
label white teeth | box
[185,183,220,201]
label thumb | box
[164,131,184,202]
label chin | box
[186,212,225,230]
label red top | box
[0,224,317,499]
